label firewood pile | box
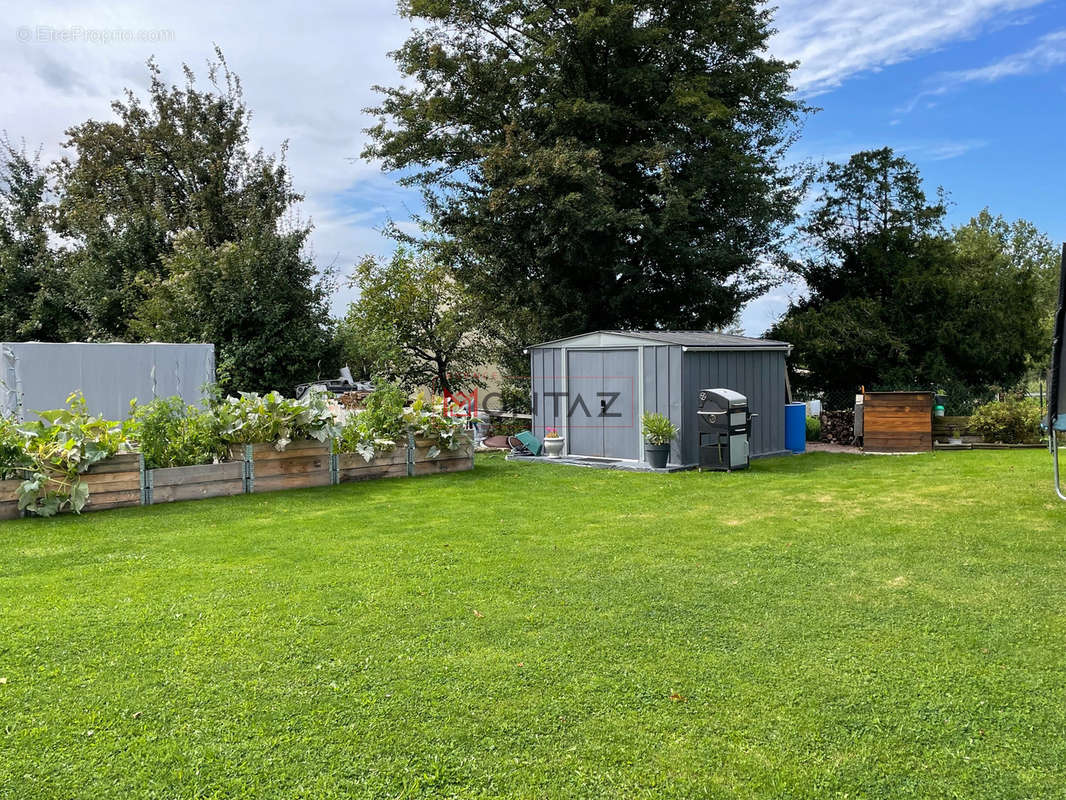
[820,410,855,445]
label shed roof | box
[529,330,790,350]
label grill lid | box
[699,388,747,409]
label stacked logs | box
[820,410,855,445]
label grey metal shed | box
[527,330,791,466]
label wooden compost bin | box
[147,461,246,505]
[1,478,21,520]
[81,453,145,512]
[862,391,933,453]
[336,442,408,484]
[410,435,475,477]
[229,440,333,494]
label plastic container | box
[785,402,807,454]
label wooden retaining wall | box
[1,434,475,520]
[0,479,20,520]
[81,453,145,512]
[411,436,475,476]
[863,392,934,453]
[336,443,408,484]
[146,462,246,504]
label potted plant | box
[642,412,677,469]
[542,427,565,458]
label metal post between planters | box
[407,432,416,477]
[244,444,254,494]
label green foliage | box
[403,396,473,458]
[342,248,488,393]
[212,390,341,450]
[334,381,410,460]
[365,0,808,346]
[770,149,1047,400]
[131,229,338,395]
[125,397,224,470]
[0,52,337,392]
[806,415,822,442]
[969,398,1044,444]
[641,412,678,446]
[489,416,531,438]
[0,414,29,479]
[14,392,126,516]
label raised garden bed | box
[336,443,408,484]
[81,453,145,512]
[146,462,246,505]
[411,435,475,477]
[229,440,333,494]
[0,478,21,520]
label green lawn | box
[1,451,1065,799]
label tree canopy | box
[340,248,489,393]
[769,149,1049,406]
[0,52,337,394]
[365,0,808,349]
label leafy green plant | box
[404,396,472,459]
[489,416,531,438]
[641,413,678,446]
[15,392,127,516]
[125,397,225,470]
[806,415,822,442]
[0,414,29,480]
[212,390,341,450]
[969,398,1043,444]
[335,381,409,461]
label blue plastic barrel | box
[785,402,807,454]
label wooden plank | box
[336,449,407,471]
[151,462,244,487]
[337,463,409,484]
[84,488,142,511]
[249,440,331,460]
[412,457,475,477]
[85,453,142,473]
[0,479,20,520]
[79,471,142,490]
[252,473,332,493]
[151,480,246,504]
[253,454,331,478]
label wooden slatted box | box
[862,392,934,453]
[147,462,246,505]
[336,442,408,484]
[410,435,475,477]
[230,440,333,494]
[0,478,21,520]
[81,453,145,512]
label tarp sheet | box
[2,342,215,421]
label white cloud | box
[769,0,1048,94]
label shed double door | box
[566,349,638,460]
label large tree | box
[47,51,337,391]
[340,248,489,393]
[770,149,1046,406]
[365,0,807,349]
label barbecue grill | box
[697,388,757,472]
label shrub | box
[0,415,29,479]
[335,381,409,460]
[15,392,127,516]
[125,397,225,470]
[641,412,678,445]
[212,390,340,450]
[404,396,473,456]
[969,398,1043,444]
[805,415,821,442]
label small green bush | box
[969,398,1043,444]
[0,415,29,479]
[641,412,678,445]
[126,397,225,470]
[805,415,821,442]
[335,381,409,457]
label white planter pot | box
[542,437,565,458]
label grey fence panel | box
[1,342,215,420]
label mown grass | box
[1,451,1065,799]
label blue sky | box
[3,0,1065,334]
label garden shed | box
[527,331,791,467]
